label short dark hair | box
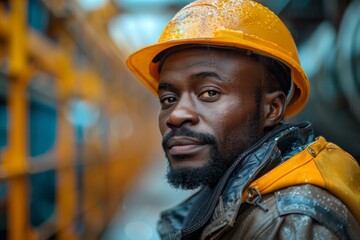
[251,54,291,95]
[263,65,284,93]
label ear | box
[263,91,286,128]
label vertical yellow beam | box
[3,0,29,240]
[4,75,29,240]
[9,0,27,76]
[56,56,77,240]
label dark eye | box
[199,90,220,100]
[160,96,177,108]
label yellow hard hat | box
[126,0,310,118]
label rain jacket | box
[157,122,360,240]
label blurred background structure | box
[0,0,359,239]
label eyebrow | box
[158,82,172,93]
[157,71,227,93]
[192,71,227,82]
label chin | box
[170,157,209,169]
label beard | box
[163,130,228,190]
[162,88,262,190]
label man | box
[126,0,360,239]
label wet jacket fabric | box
[157,122,360,240]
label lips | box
[167,136,207,155]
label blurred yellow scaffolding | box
[0,0,158,239]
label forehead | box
[160,47,255,68]
[158,47,265,88]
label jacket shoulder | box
[247,136,360,224]
[275,184,360,239]
[213,184,360,240]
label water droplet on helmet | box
[179,28,185,35]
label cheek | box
[211,100,251,134]
[216,120,252,161]
[158,112,167,136]
[210,103,255,154]
[209,111,245,143]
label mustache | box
[162,127,216,151]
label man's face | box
[157,47,266,189]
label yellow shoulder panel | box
[243,137,360,224]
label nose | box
[166,94,199,129]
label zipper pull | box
[245,187,269,212]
